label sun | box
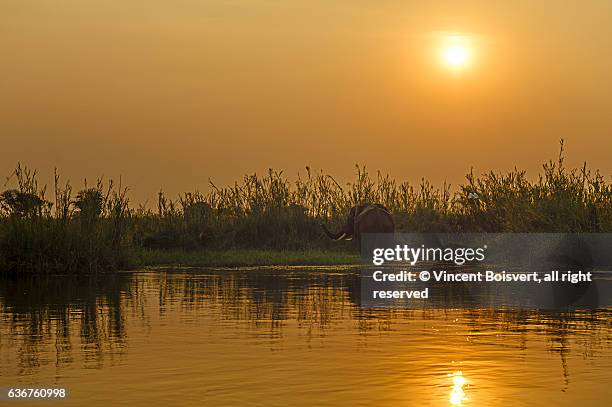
[444,45,468,67]
[439,36,473,69]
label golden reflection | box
[449,371,468,405]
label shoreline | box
[133,249,360,268]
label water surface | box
[1,268,611,406]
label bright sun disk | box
[439,36,473,69]
[444,45,468,66]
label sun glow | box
[444,45,468,66]
[440,35,473,69]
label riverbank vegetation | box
[2,141,612,273]
[136,249,359,268]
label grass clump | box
[0,165,131,273]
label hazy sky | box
[2,1,612,203]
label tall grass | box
[2,141,612,272]
[0,165,131,272]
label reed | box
[0,165,131,273]
[2,141,612,273]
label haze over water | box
[2,268,612,406]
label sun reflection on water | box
[449,371,468,405]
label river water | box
[1,268,611,406]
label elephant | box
[320,204,395,251]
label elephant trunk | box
[320,223,350,241]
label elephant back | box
[354,204,394,232]
[355,204,390,221]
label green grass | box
[135,249,360,268]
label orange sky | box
[2,1,612,203]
